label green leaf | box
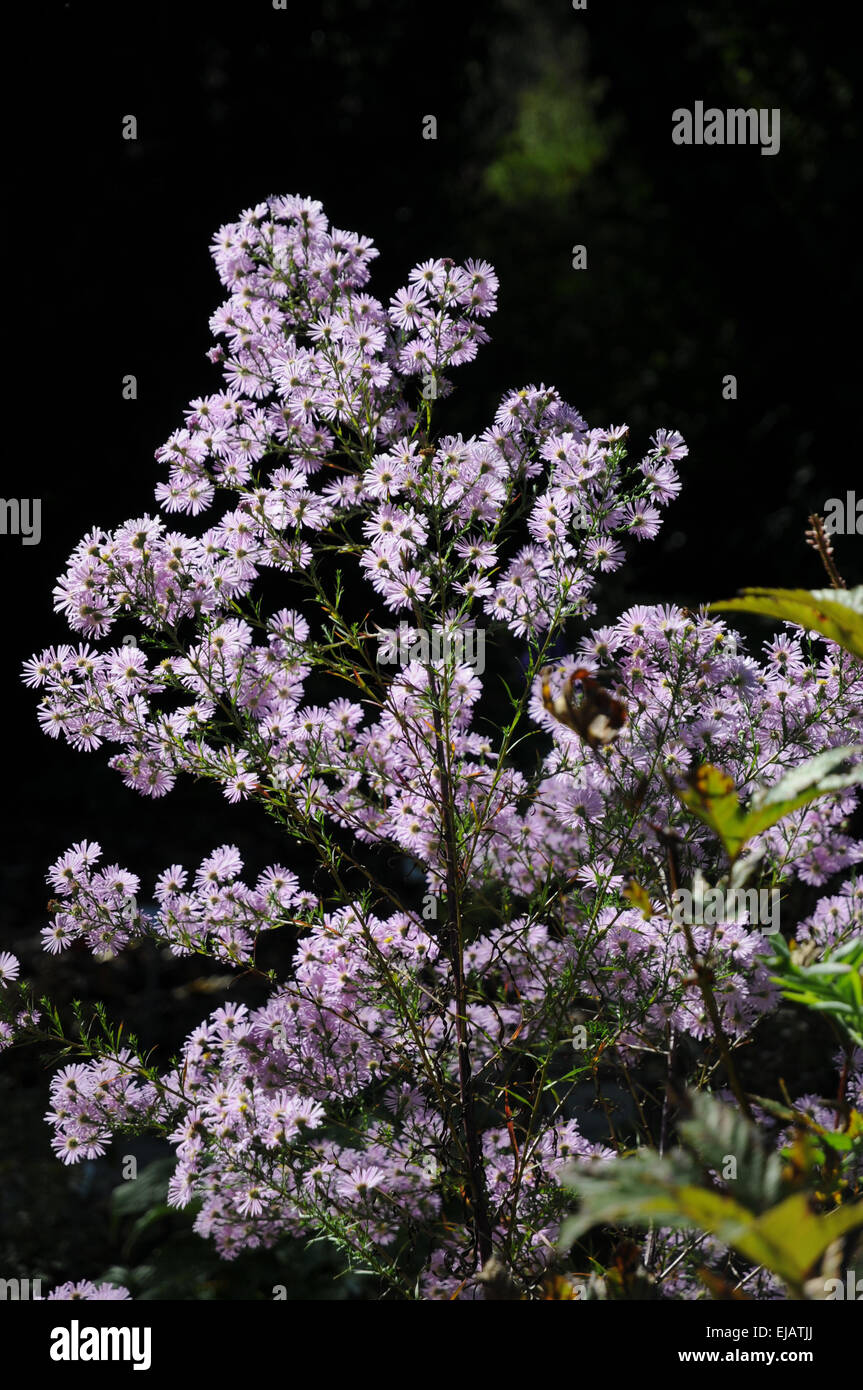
[676,765,753,862]
[746,1193,863,1286]
[763,936,863,1048]
[798,962,855,977]
[560,1148,730,1243]
[820,1131,856,1154]
[123,1205,176,1259]
[677,1091,784,1214]
[677,748,863,862]
[707,586,863,660]
[623,879,653,919]
[560,1094,863,1294]
[111,1158,173,1218]
[749,1094,797,1124]
[751,745,863,813]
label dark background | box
[1,0,860,1296]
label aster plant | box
[6,195,863,1300]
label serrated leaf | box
[707,587,863,660]
[559,1094,863,1293]
[560,1157,750,1247]
[678,1091,784,1214]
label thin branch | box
[805,512,846,590]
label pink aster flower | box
[388,285,429,329]
[337,1164,386,1199]
[0,951,20,987]
[44,1280,131,1300]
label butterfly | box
[540,666,628,748]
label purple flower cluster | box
[41,840,303,963]
[11,196,863,1298]
[40,853,614,1280]
[40,1280,132,1301]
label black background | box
[1,0,860,1297]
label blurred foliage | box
[482,33,615,205]
[561,1091,863,1298]
[0,1071,372,1300]
[98,1159,374,1301]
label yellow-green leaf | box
[708,586,863,660]
[677,765,752,861]
[744,1193,863,1287]
[623,879,653,918]
[677,749,863,862]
